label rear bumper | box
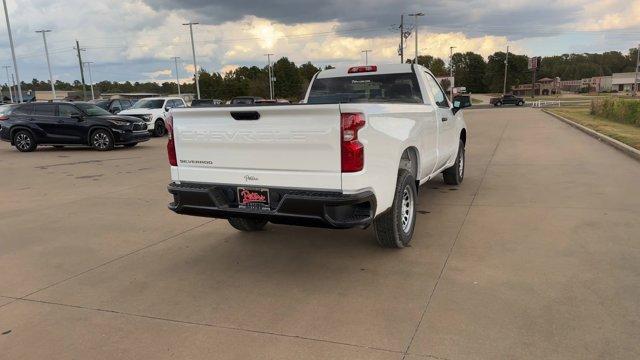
[167,182,376,229]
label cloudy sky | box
[0,0,638,85]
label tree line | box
[2,48,638,99]
[413,47,638,93]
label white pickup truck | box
[166,64,469,248]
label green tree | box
[484,51,529,93]
[450,52,487,93]
[409,55,448,76]
[273,57,303,100]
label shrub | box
[591,98,640,127]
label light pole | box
[265,53,274,100]
[2,65,12,102]
[408,12,424,64]
[361,49,372,65]
[171,57,181,96]
[2,0,23,102]
[449,46,456,101]
[183,22,200,100]
[502,45,509,95]
[634,43,639,97]
[36,30,56,100]
[83,62,95,100]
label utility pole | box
[502,45,509,95]
[265,53,274,100]
[634,43,639,97]
[11,73,16,101]
[36,30,56,100]
[2,65,12,103]
[171,57,181,96]
[83,62,95,100]
[531,63,537,99]
[183,22,200,100]
[2,0,23,102]
[399,15,404,63]
[449,46,456,101]
[361,50,372,65]
[74,40,87,100]
[408,12,424,64]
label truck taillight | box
[166,114,177,166]
[341,113,365,172]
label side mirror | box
[452,96,472,114]
[165,107,171,112]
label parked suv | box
[0,102,150,152]
[90,98,134,114]
[118,97,186,137]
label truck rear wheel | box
[373,169,417,248]
[228,217,268,231]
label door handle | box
[441,117,448,122]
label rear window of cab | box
[308,73,423,104]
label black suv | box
[0,102,150,152]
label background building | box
[612,73,638,92]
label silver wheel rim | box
[16,133,31,150]
[459,149,464,178]
[93,132,110,149]
[401,185,414,233]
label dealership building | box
[611,72,638,92]
[512,72,637,95]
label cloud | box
[0,0,637,84]
[219,64,239,74]
[144,69,171,78]
[578,0,640,31]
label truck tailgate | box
[172,104,342,189]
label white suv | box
[119,97,186,137]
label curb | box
[542,109,640,162]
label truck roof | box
[317,64,418,79]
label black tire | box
[373,169,417,248]
[53,145,64,148]
[90,129,114,151]
[517,101,524,106]
[443,140,465,185]
[13,130,37,152]
[153,120,166,137]
[228,217,268,231]
[123,143,138,148]
[495,101,503,107]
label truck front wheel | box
[373,169,417,248]
[443,140,465,185]
[228,217,268,231]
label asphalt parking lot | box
[1,107,639,359]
